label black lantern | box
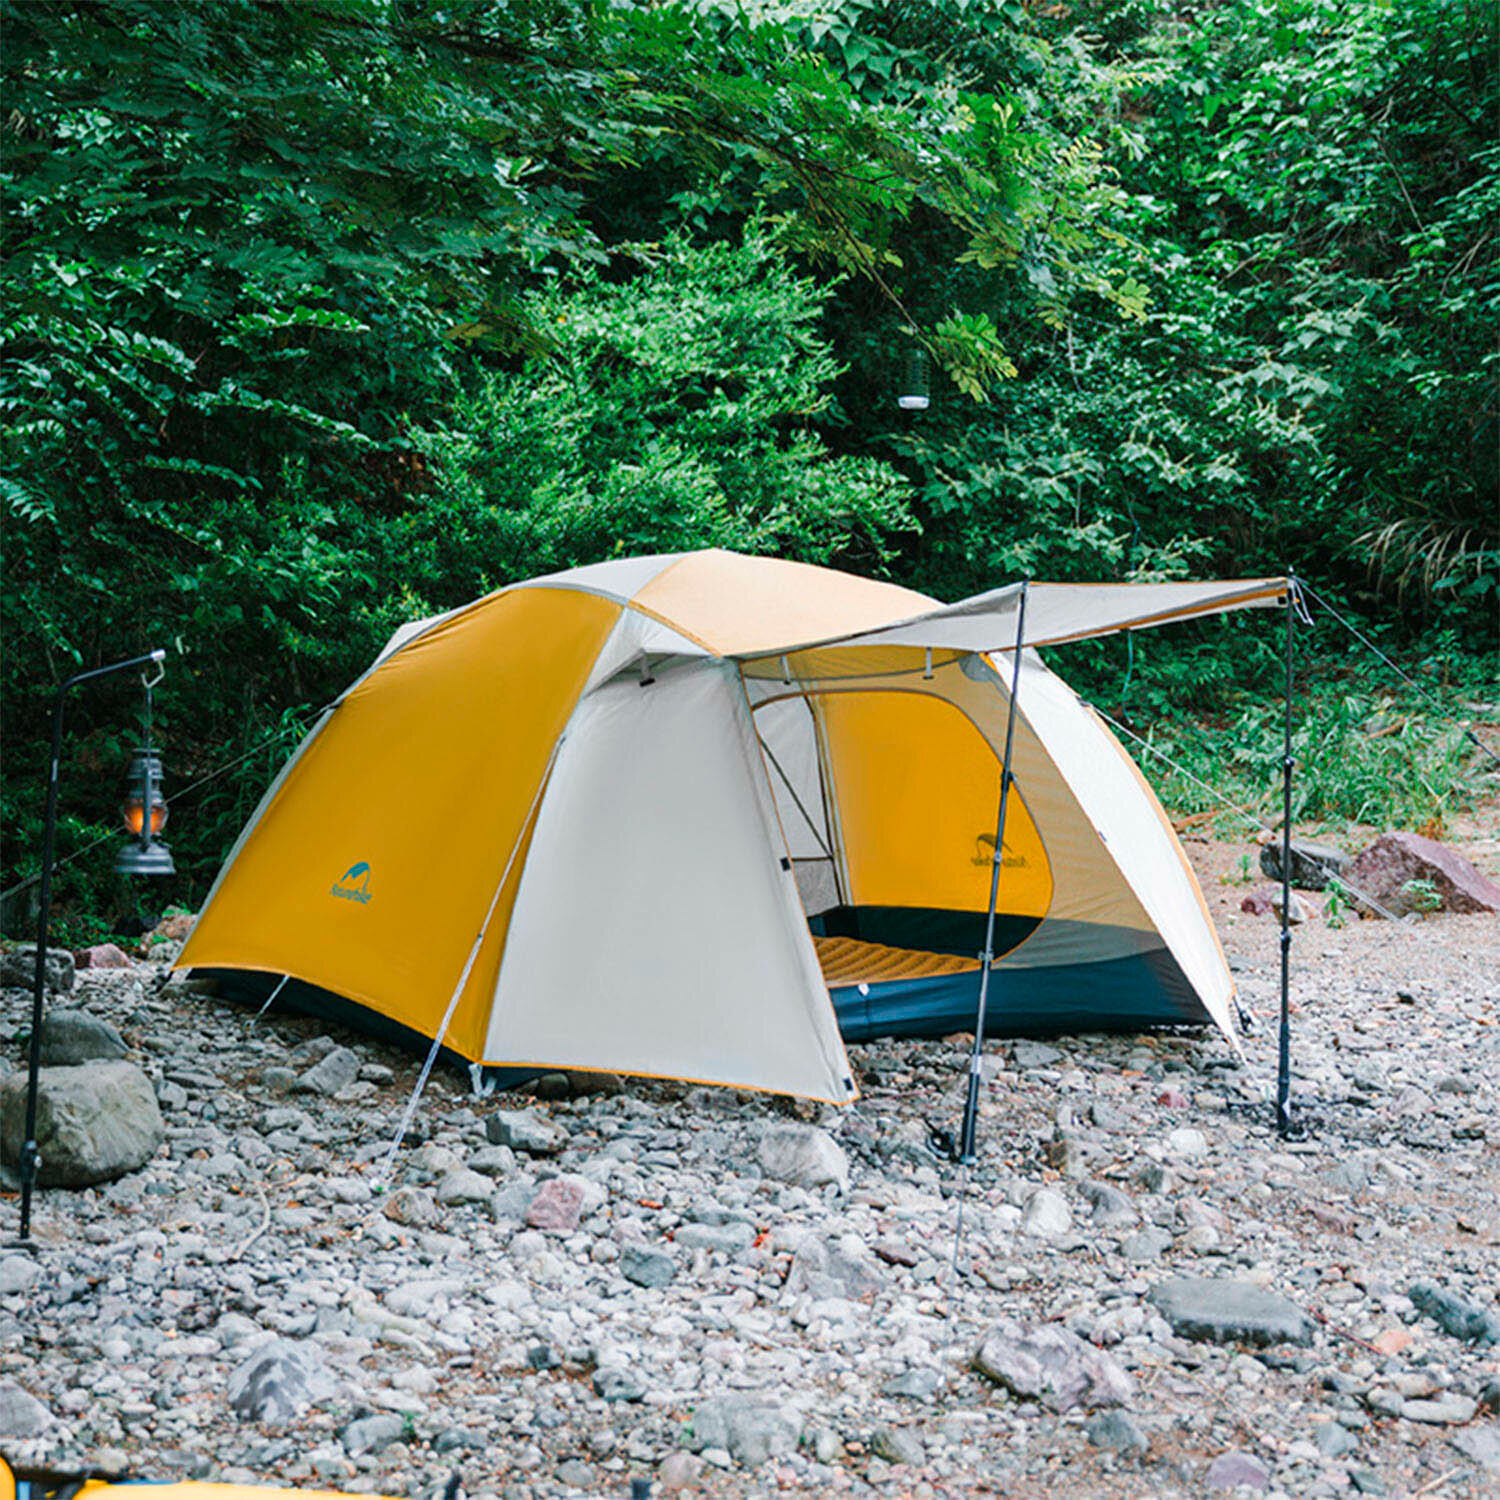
[897,348,930,411]
[116,747,174,876]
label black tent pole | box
[1275,576,1297,1139]
[959,580,1029,1165]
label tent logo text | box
[331,861,373,904]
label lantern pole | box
[14,649,166,1247]
[959,580,1029,1164]
[1275,578,1298,1139]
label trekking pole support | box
[959,580,1028,1165]
[1275,576,1297,1139]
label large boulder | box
[1259,838,1348,890]
[38,1009,128,1065]
[0,946,75,993]
[0,1061,164,1186]
[1346,831,1500,916]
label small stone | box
[973,1318,1132,1411]
[658,1452,707,1491]
[485,1109,565,1155]
[1314,1421,1357,1458]
[689,1396,802,1466]
[1148,1277,1314,1347]
[467,1143,515,1176]
[882,1367,940,1401]
[1080,1180,1137,1227]
[1205,1450,1270,1490]
[525,1174,604,1232]
[1165,1127,1208,1161]
[343,1412,404,1455]
[1086,1410,1148,1455]
[1401,1394,1478,1425]
[74,942,133,970]
[620,1244,677,1289]
[227,1339,338,1425]
[1259,838,1348,889]
[489,1181,539,1224]
[786,1233,881,1299]
[434,1167,494,1206]
[592,1365,644,1402]
[38,1009,128,1064]
[0,1380,53,1437]
[1020,1186,1071,1238]
[1012,1040,1063,1067]
[1122,1226,1173,1263]
[675,1220,755,1254]
[0,1254,41,1296]
[870,1425,924,1466]
[1451,1423,1500,1472]
[873,1236,921,1266]
[756,1124,849,1192]
[1409,1281,1500,1345]
[293,1045,360,1097]
[382,1186,436,1226]
[1273,890,1318,924]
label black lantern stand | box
[14,648,168,1245]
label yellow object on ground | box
[2,1457,398,1500]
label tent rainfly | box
[177,551,1288,1103]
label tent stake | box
[1276,576,1297,1139]
[959,581,1029,1164]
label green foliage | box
[1103,674,1497,837]
[1400,878,1443,916]
[1,0,1494,932]
[413,231,914,585]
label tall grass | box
[1115,686,1497,837]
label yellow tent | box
[177,551,1285,1102]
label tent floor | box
[814,934,980,986]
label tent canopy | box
[178,551,1283,1102]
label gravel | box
[0,828,1496,1496]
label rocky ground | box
[1,828,1498,1499]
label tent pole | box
[377,738,564,1179]
[959,581,1029,1165]
[1276,576,1296,1138]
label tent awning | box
[732,578,1289,660]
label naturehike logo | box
[973,832,1027,868]
[330,861,373,904]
